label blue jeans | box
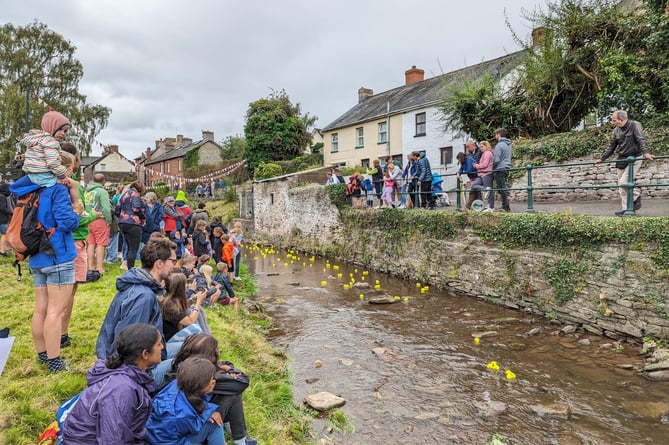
[105,231,120,263]
[188,421,225,445]
[165,323,203,357]
[471,175,494,209]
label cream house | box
[322,55,524,189]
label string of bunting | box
[143,160,246,186]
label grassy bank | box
[0,254,311,444]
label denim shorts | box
[31,260,76,287]
[0,223,7,235]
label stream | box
[247,246,669,445]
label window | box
[167,162,171,173]
[415,112,426,136]
[159,164,163,173]
[378,122,387,143]
[100,164,106,171]
[361,158,370,168]
[331,133,339,153]
[440,146,453,166]
[178,159,182,171]
[356,127,364,148]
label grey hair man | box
[595,110,654,215]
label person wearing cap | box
[20,110,80,207]
[163,195,184,235]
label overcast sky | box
[6,0,546,159]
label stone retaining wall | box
[249,178,669,341]
[509,158,669,202]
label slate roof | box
[146,138,223,165]
[322,50,526,132]
[80,156,101,168]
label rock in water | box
[305,392,346,411]
[529,403,571,420]
[372,347,398,361]
[368,296,396,304]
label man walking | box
[492,128,512,212]
[595,110,655,215]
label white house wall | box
[401,106,465,190]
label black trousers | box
[420,180,434,208]
[210,394,248,440]
[119,223,142,269]
[493,170,510,211]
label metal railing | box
[452,155,669,215]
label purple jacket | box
[61,360,155,444]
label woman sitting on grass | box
[61,323,163,444]
[145,356,225,445]
[160,273,208,357]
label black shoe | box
[634,196,641,211]
[615,210,625,216]
[0,252,7,257]
[61,335,71,348]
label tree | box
[438,0,669,139]
[219,135,246,160]
[0,21,110,164]
[243,90,314,171]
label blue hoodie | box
[145,380,219,445]
[9,176,79,269]
[61,360,155,444]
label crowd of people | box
[2,110,255,444]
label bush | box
[254,162,283,180]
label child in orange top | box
[221,233,235,282]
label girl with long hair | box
[160,273,207,357]
[146,357,225,445]
[166,334,256,445]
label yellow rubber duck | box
[487,361,500,371]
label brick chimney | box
[358,87,374,103]
[405,66,424,85]
[532,27,545,47]
[108,144,119,154]
[202,130,214,141]
[176,134,183,146]
[146,147,152,162]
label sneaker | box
[482,207,494,213]
[398,204,406,209]
[120,261,128,270]
[234,276,242,281]
[245,436,258,445]
[615,210,625,216]
[634,196,642,211]
[60,335,71,348]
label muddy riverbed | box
[247,247,669,445]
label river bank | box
[0,256,310,445]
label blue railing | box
[453,155,669,215]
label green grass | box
[0,251,311,444]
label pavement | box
[456,196,668,217]
[519,198,668,217]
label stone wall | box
[249,177,669,341]
[509,158,669,202]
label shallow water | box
[247,247,669,445]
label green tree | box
[219,135,246,159]
[0,21,110,163]
[243,90,314,171]
[439,0,669,139]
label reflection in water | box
[246,247,669,444]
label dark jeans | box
[210,394,248,440]
[119,223,142,269]
[408,180,418,208]
[420,180,434,208]
[234,251,241,278]
[493,170,510,211]
[374,180,382,200]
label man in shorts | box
[85,173,112,275]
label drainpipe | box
[386,101,391,158]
